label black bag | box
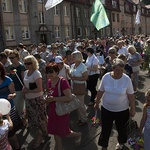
[125,118,138,135]
[29,82,37,90]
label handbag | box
[55,78,81,116]
[132,66,140,72]
[72,82,86,95]
[124,118,138,135]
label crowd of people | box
[0,34,150,150]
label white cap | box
[55,56,63,63]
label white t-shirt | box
[99,72,134,112]
[58,64,70,80]
[118,47,128,56]
[70,62,87,84]
[85,54,99,75]
[24,70,43,99]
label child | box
[139,90,150,150]
[0,112,13,150]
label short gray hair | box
[112,58,125,68]
[128,45,136,53]
[72,50,84,62]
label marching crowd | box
[0,34,150,150]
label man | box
[117,40,128,57]
[17,43,29,63]
[40,44,50,63]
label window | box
[142,8,144,14]
[125,4,129,12]
[55,26,60,38]
[85,27,89,37]
[76,7,80,18]
[39,11,45,24]
[84,9,88,18]
[2,0,11,12]
[101,29,104,36]
[19,0,27,13]
[113,28,115,36]
[54,6,58,15]
[112,0,117,8]
[106,27,110,36]
[112,13,115,22]
[117,14,120,22]
[22,26,30,39]
[133,5,136,12]
[5,26,14,40]
[64,6,69,16]
[101,0,106,5]
[65,26,69,37]
[77,27,82,37]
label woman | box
[46,62,81,150]
[64,50,74,67]
[69,51,88,125]
[22,55,47,149]
[94,58,135,150]
[143,39,150,75]
[0,62,20,150]
[85,47,99,106]
[9,50,26,116]
[127,45,142,92]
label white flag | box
[135,9,141,24]
[45,0,63,10]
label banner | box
[45,0,63,10]
[135,9,141,25]
[90,0,110,30]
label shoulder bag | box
[72,82,86,95]
[55,78,81,116]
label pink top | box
[47,77,71,137]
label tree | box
[142,0,150,5]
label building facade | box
[0,0,150,51]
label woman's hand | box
[46,96,55,103]
[22,86,29,93]
[94,102,99,109]
[7,93,15,100]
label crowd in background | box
[0,34,150,150]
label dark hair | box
[0,62,6,80]
[86,47,94,54]
[33,53,41,59]
[0,52,7,59]
[66,50,72,56]
[18,43,24,49]
[46,62,59,74]
[9,49,20,59]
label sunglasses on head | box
[24,62,32,65]
[9,56,16,59]
[46,69,54,74]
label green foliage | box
[142,0,150,5]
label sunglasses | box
[46,69,54,74]
[9,56,16,59]
[24,62,32,65]
[109,52,115,54]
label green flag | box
[90,0,110,30]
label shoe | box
[75,132,82,147]
[88,102,94,106]
[115,143,124,150]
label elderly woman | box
[22,55,47,149]
[46,62,81,150]
[94,58,135,150]
[69,51,88,125]
[85,47,99,106]
[127,45,142,92]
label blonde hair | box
[72,51,84,62]
[128,45,136,53]
[24,55,39,70]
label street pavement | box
[18,70,150,150]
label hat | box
[55,56,63,63]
